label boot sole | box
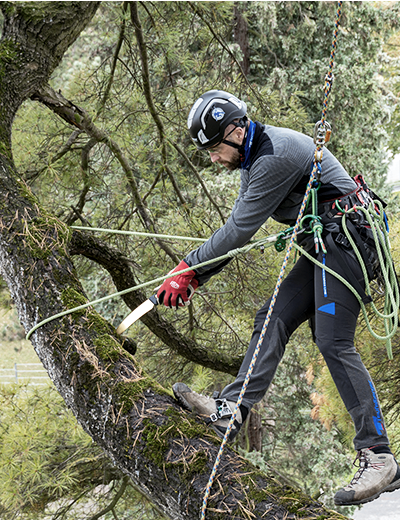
[172,383,194,412]
[334,477,400,506]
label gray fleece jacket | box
[185,122,356,285]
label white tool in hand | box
[116,284,196,334]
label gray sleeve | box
[185,155,304,279]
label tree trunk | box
[233,3,250,76]
[0,3,347,519]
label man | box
[156,90,400,506]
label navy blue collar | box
[241,121,256,170]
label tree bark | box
[233,3,250,76]
[0,1,100,152]
[0,3,347,519]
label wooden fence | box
[0,363,49,385]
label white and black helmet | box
[187,90,247,150]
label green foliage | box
[0,384,100,514]
[245,1,400,193]
[383,27,400,155]
[0,383,164,520]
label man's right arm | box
[157,154,304,305]
[184,155,304,278]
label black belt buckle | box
[335,232,350,248]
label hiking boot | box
[172,382,242,442]
[334,448,400,506]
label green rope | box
[26,232,287,341]
[340,202,399,357]
[296,200,399,359]
[70,225,207,243]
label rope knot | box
[227,248,241,258]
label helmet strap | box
[222,119,248,159]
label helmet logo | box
[211,107,225,121]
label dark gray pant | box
[220,243,389,450]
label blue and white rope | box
[199,2,342,518]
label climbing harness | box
[295,199,399,360]
[296,171,399,359]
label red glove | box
[157,260,199,309]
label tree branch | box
[189,2,274,117]
[130,2,188,211]
[0,1,101,153]
[87,476,129,520]
[26,129,82,183]
[95,2,129,119]
[69,229,243,376]
[30,84,180,264]
[66,137,97,226]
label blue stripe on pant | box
[220,239,389,450]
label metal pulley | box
[313,120,332,147]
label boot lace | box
[350,449,386,486]
[350,450,370,485]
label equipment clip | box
[313,120,332,147]
[209,399,233,423]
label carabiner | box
[313,120,332,147]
